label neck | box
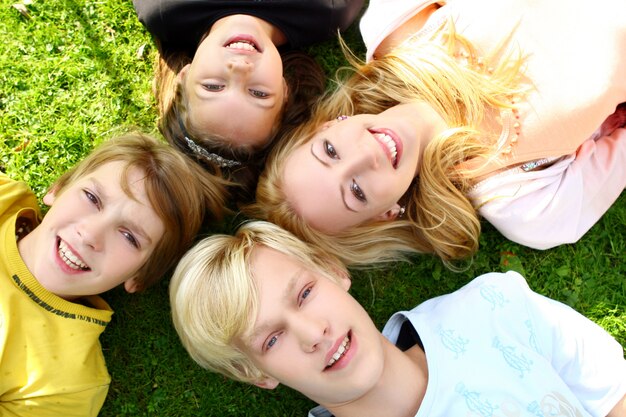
[375,3,442,59]
[326,338,428,417]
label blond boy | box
[170,221,626,417]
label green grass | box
[1,1,625,416]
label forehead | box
[282,141,358,234]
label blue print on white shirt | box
[438,326,469,358]
[492,336,533,377]
[455,382,499,417]
[480,284,508,310]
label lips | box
[57,238,90,271]
[370,128,402,168]
[224,35,261,53]
[325,332,351,370]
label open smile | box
[57,238,90,271]
[224,35,261,53]
[369,128,402,168]
[324,331,353,370]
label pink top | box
[360,0,626,248]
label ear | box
[123,278,140,294]
[177,63,191,84]
[373,203,403,222]
[43,186,59,206]
[335,268,351,291]
[252,376,279,390]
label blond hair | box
[248,22,527,266]
[169,220,347,383]
[52,132,228,290]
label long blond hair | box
[248,21,526,266]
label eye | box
[324,140,338,159]
[264,333,280,352]
[249,89,269,98]
[299,285,313,306]
[121,230,140,249]
[204,84,224,92]
[83,189,101,209]
[350,180,366,203]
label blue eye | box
[266,334,279,351]
[250,89,269,98]
[350,180,366,202]
[324,140,338,159]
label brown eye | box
[350,180,366,202]
[324,140,338,159]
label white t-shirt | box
[309,271,626,417]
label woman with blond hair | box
[133,0,364,199]
[247,0,626,266]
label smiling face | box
[181,14,287,148]
[238,245,385,406]
[18,161,165,299]
[282,102,447,233]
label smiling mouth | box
[325,333,351,369]
[224,38,259,52]
[58,238,90,271]
[370,130,399,168]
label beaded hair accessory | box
[177,114,241,168]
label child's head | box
[154,17,325,175]
[22,132,223,298]
[169,221,387,405]
[247,34,529,264]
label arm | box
[476,129,626,249]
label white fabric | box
[309,272,626,417]
[382,271,626,417]
[470,133,626,249]
[359,0,441,62]
[359,0,626,248]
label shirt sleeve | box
[474,130,626,249]
[521,278,626,417]
[0,384,109,417]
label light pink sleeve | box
[473,130,626,249]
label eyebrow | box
[247,268,304,348]
[309,142,357,213]
[91,177,154,246]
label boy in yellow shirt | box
[0,133,222,417]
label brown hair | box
[153,47,325,203]
[52,132,229,290]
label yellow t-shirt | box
[0,172,113,417]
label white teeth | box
[226,41,257,51]
[326,335,350,368]
[58,240,89,270]
[373,133,398,165]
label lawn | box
[1,1,624,416]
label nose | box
[342,131,380,175]
[291,312,329,353]
[227,58,253,74]
[76,216,105,251]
